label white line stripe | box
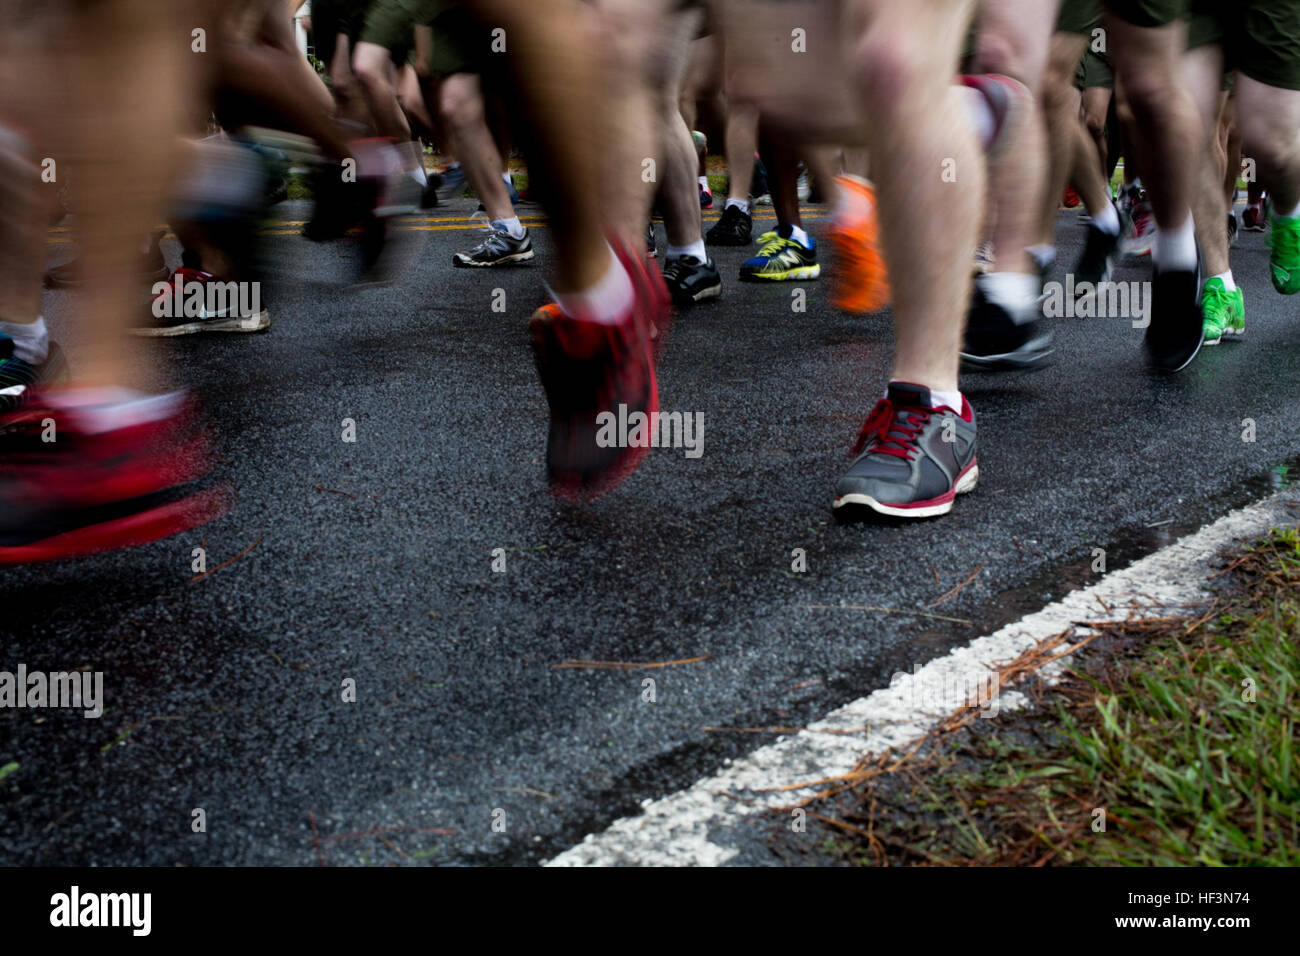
[544,490,1299,866]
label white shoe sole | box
[834,463,979,518]
[133,310,270,337]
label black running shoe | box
[0,335,66,414]
[1074,206,1127,287]
[662,255,722,306]
[960,282,1053,370]
[1145,261,1204,372]
[834,382,978,518]
[646,222,657,259]
[1226,210,1238,246]
[452,227,534,267]
[706,204,752,246]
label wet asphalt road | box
[2,199,1297,866]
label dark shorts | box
[311,0,371,66]
[1188,0,1300,90]
[1057,0,1104,35]
[1104,0,1189,27]
[359,0,439,64]
[1075,48,1116,88]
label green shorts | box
[312,0,371,66]
[428,6,486,77]
[1057,0,1104,35]
[1075,48,1116,88]
[1188,0,1300,90]
[359,0,440,63]
[1104,0,1189,27]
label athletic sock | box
[787,224,812,249]
[0,315,50,365]
[1092,202,1121,236]
[1210,270,1236,291]
[698,175,710,193]
[493,216,526,240]
[1027,244,1056,272]
[666,240,707,262]
[401,141,428,187]
[552,246,635,326]
[1153,213,1197,272]
[929,388,965,415]
[976,271,1040,320]
[725,197,750,215]
[958,85,997,150]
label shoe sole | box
[834,462,979,518]
[673,282,723,306]
[0,483,231,565]
[739,264,820,282]
[132,311,271,337]
[452,249,535,267]
[960,339,1054,371]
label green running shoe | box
[1201,277,1245,345]
[1270,213,1300,295]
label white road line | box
[545,490,1299,866]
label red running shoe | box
[0,390,231,564]
[529,242,671,501]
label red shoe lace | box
[849,399,929,459]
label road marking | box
[544,489,1299,866]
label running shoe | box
[44,231,168,290]
[452,224,534,267]
[705,204,752,246]
[435,163,468,202]
[1074,206,1127,286]
[1123,194,1158,257]
[646,221,658,259]
[1063,186,1082,208]
[0,334,66,415]
[834,382,978,519]
[751,155,771,205]
[827,176,890,313]
[739,225,819,281]
[135,268,270,336]
[1269,212,1300,295]
[0,391,231,565]
[1200,277,1245,345]
[699,177,713,210]
[1227,210,1238,247]
[529,242,671,501]
[662,255,722,306]
[960,281,1052,370]
[1242,200,1267,232]
[1145,259,1204,372]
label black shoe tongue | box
[776,222,793,239]
[887,382,933,409]
[0,335,13,361]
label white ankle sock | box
[930,388,965,414]
[1027,244,1056,270]
[698,175,710,193]
[493,216,525,239]
[725,197,750,214]
[552,246,635,326]
[667,239,707,262]
[958,85,997,150]
[1211,270,1236,291]
[977,271,1039,320]
[0,315,49,364]
[1092,202,1121,236]
[787,224,812,249]
[1153,213,1197,272]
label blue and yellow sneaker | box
[738,224,820,281]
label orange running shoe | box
[1062,185,1082,208]
[828,176,891,314]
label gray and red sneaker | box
[834,383,978,518]
[529,240,671,501]
[0,390,230,564]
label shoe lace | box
[661,257,691,283]
[754,231,789,257]
[849,399,929,459]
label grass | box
[810,526,1300,866]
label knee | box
[854,34,928,119]
[439,82,482,133]
[1237,114,1291,173]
